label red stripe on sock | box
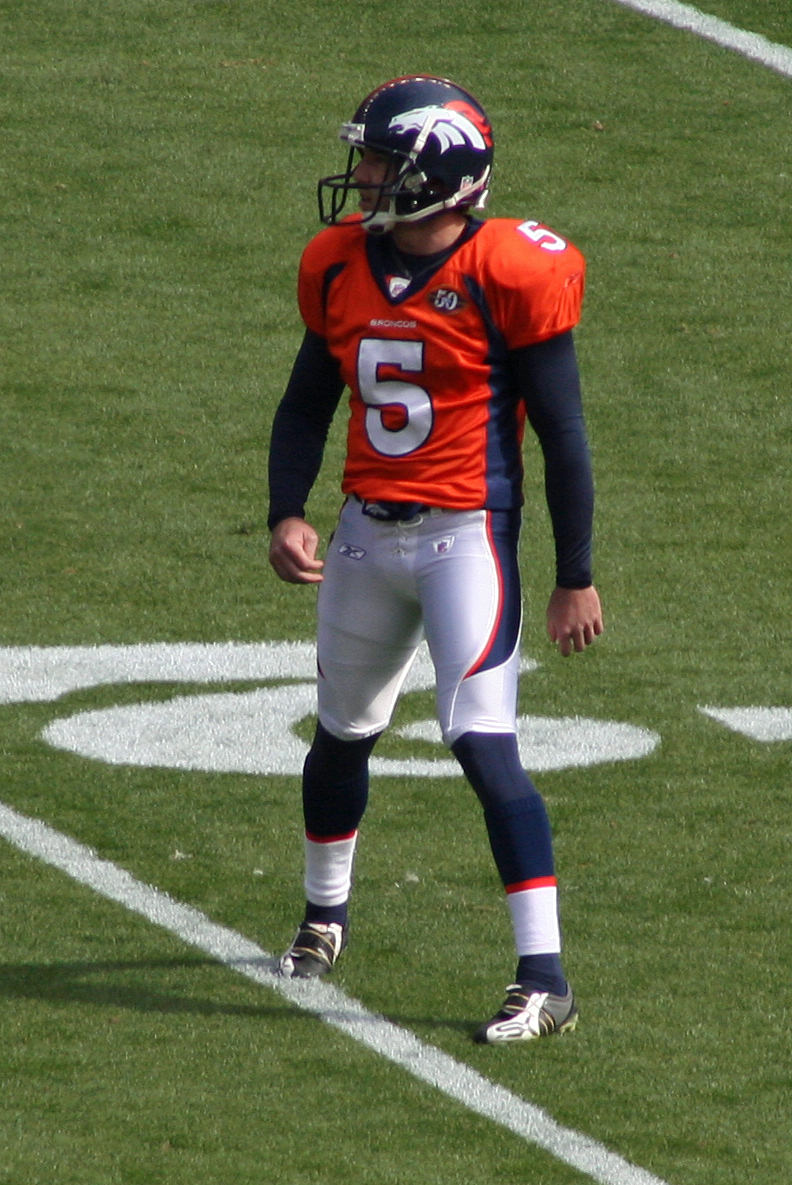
[505,875,557,894]
[305,829,357,844]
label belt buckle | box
[360,499,427,523]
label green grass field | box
[2,2,792,1182]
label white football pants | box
[316,499,522,746]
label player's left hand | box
[547,585,603,657]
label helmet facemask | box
[318,142,424,233]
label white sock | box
[304,831,358,907]
[506,881,561,954]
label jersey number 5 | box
[357,338,433,457]
[517,220,567,252]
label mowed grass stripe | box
[0,798,669,1185]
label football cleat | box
[474,983,578,1045]
[278,921,347,979]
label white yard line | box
[0,799,668,1185]
[610,0,792,76]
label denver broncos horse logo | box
[388,104,490,153]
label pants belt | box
[354,495,432,523]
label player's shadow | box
[0,957,478,1034]
[373,1011,475,1036]
[0,956,307,1021]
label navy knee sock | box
[302,722,380,836]
[451,731,555,887]
[301,723,381,928]
[452,731,566,995]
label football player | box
[268,75,603,1043]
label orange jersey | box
[297,217,585,509]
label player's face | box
[352,148,398,214]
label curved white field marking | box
[0,640,531,706]
[0,799,670,1185]
[43,695,659,777]
[611,0,792,78]
[41,684,460,778]
[402,716,660,772]
[30,641,456,776]
[44,684,318,775]
[3,639,654,775]
[0,641,318,704]
[699,706,792,742]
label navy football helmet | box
[318,75,494,233]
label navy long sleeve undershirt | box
[267,329,345,530]
[268,327,594,588]
[513,331,594,588]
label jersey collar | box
[365,218,484,305]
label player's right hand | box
[269,517,325,584]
